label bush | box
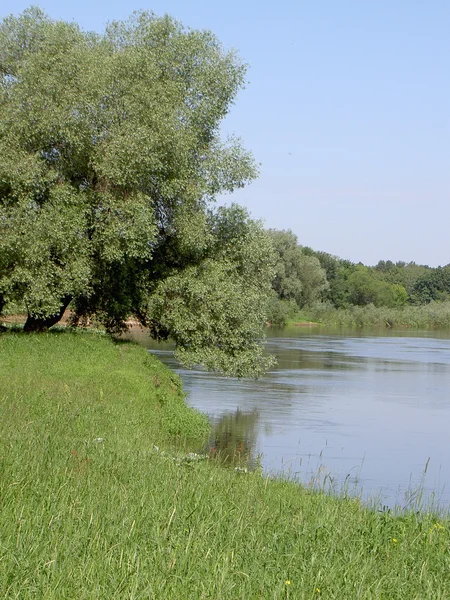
[266,295,299,326]
[307,301,450,329]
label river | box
[129,327,450,511]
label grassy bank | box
[1,331,450,598]
[292,301,450,329]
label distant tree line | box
[267,229,450,325]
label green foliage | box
[301,247,354,307]
[268,229,328,308]
[346,266,408,308]
[0,9,276,374]
[296,253,330,306]
[2,331,450,598]
[268,229,303,302]
[266,293,299,326]
[411,266,450,304]
[0,184,91,317]
[270,243,450,325]
[389,283,409,307]
[307,300,450,329]
[147,206,276,377]
[374,261,430,297]
[346,267,380,305]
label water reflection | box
[128,327,450,510]
[206,409,260,468]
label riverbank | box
[5,302,450,333]
[1,331,450,598]
[289,301,450,329]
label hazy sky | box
[2,1,449,266]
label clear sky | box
[2,1,449,266]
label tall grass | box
[1,331,450,598]
[303,301,450,329]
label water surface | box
[129,327,450,510]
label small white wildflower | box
[234,467,248,474]
[184,453,207,462]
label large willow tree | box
[0,8,275,376]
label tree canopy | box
[268,229,328,306]
[0,8,275,376]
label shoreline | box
[1,328,449,597]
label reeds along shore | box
[1,330,449,599]
[297,301,450,329]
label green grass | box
[1,331,450,598]
[297,301,450,329]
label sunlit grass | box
[1,331,450,598]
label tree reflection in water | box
[206,408,260,469]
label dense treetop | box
[0,8,275,376]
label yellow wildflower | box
[392,538,398,544]
[285,580,291,586]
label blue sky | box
[2,1,449,266]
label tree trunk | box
[23,296,72,333]
[0,295,5,331]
